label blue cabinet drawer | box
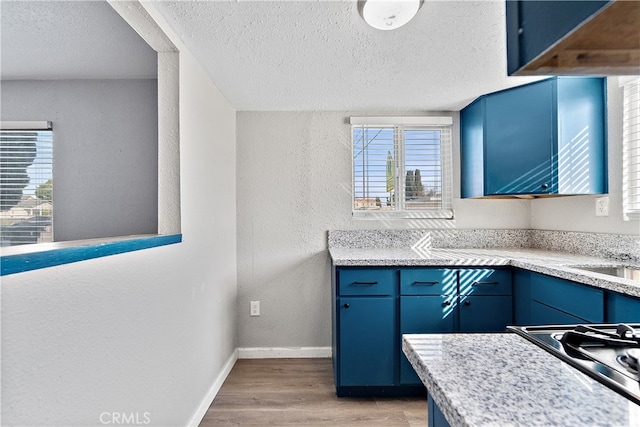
[400,269,457,295]
[338,268,395,296]
[459,269,512,296]
[530,274,603,322]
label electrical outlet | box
[250,300,260,317]
[595,196,609,217]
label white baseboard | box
[185,346,331,425]
[186,349,238,427]
[237,346,332,359]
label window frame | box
[622,77,640,221]
[350,116,454,220]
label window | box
[623,78,640,221]
[351,117,453,219]
[0,121,53,246]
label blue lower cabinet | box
[428,394,451,427]
[338,296,395,386]
[400,295,456,384]
[459,295,513,332]
[607,292,640,323]
[335,266,636,397]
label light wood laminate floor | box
[200,358,427,426]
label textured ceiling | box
[0,1,157,80]
[153,0,543,111]
[1,0,543,111]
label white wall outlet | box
[595,196,609,217]
[250,300,260,317]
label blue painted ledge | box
[1,234,182,276]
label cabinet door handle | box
[441,300,452,307]
[353,281,377,285]
[541,183,549,189]
[343,303,350,309]
[413,281,439,286]
[472,281,499,286]
[464,301,471,306]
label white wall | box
[235,111,530,349]
[531,78,640,235]
[0,42,237,427]
[1,79,159,241]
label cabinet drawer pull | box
[464,301,471,306]
[413,281,439,286]
[343,303,350,309]
[472,281,500,286]
[353,281,377,285]
[441,300,452,307]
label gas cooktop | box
[508,324,640,405]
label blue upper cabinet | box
[506,1,640,76]
[460,77,607,198]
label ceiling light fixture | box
[358,0,423,31]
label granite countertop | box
[403,333,640,427]
[329,247,640,298]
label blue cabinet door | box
[459,295,513,332]
[338,296,395,386]
[400,295,456,384]
[607,292,640,323]
[484,80,555,195]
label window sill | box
[624,211,640,221]
[0,234,182,276]
[352,210,454,220]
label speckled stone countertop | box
[329,247,640,298]
[403,333,640,427]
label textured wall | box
[1,50,237,426]
[236,111,531,348]
[531,78,640,235]
[1,79,158,241]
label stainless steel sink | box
[574,266,640,281]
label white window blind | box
[351,117,453,219]
[623,78,640,221]
[0,122,53,246]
